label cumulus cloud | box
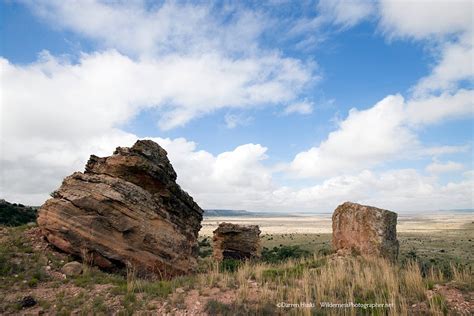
[287,0,474,181]
[0,48,311,205]
[406,89,474,125]
[378,0,473,96]
[290,95,416,178]
[139,139,474,212]
[290,91,473,179]
[157,141,474,212]
[1,49,311,133]
[378,0,472,39]
[22,0,266,58]
[1,0,472,213]
[413,34,473,95]
[426,160,464,174]
[0,1,314,206]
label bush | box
[261,245,310,263]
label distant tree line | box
[0,199,37,226]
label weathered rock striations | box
[213,223,261,261]
[37,140,203,278]
[332,202,399,261]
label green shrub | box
[220,259,241,272]
[261,245,310,263]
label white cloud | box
[378,0,473,96]
[418,145,469,157]
[2,0,472,213]
[1,50,311,132]
[0,129,138,205]
[289,0,374,49]
[2,130,471,212]
[317,0,375,28]
[22,0,266,58]
[138,139,474,212]
[378,0,472,39]
[426,160,464,174]
[290,95,417,178]
[0,47,312,205]
[0,0,315,207]
[283,101,314,115]
[289,91,472,179]
[406,89,474,125]
[413,34,473,95]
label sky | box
[0,0,473,213]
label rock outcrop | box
[332,202,399,261]
[213,223,261,261]
[37,140,203,278]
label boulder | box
[61,261,83,276]
[332,202,399,261]
[213,223,261,261]
[37,140,203,278]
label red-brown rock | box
[332,202,399,261]
[213,223,261,261]
[37,140,203,278]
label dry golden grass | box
[192,254,473,315]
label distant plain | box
[200,212,474,268]
[200,211,474,235]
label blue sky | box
[1,0,472,212]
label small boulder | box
[332,202,399,261]
[61,261,83,276]
[213,223,261,261]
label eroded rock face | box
[37,140,203,278]
[332,202,399,261]
[213,223,261,261]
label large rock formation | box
[37,140,203,278]
[213,223,261,261]
[332,202,399,261]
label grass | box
[0,226,51,290]
[1,224,473,314]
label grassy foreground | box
[0,224,472,315]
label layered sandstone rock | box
[213,223,261,261]
[332,202,399,261]
[37,140,203,278]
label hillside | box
[0,199,37,226]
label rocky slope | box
[37,140,203,278]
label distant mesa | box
[213,222,261,261]
[332,202,399,261]
[204,209,252,217]
[37,140,203,278]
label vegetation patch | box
[261,245,311,263]
[0,200,37,227]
